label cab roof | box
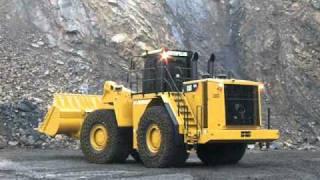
[184,78,262,86]
[141,48,193,57]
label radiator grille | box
[224,85,259,126]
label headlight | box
[160,51,171,63]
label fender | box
[163,103,184,146]
[102,81,133,127]
[146,97,184,146]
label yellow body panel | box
[102,81,133,127]
[184,79,263,130]
[182,79,278,144]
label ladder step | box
[184,120,196,124]
[185,124,197,127]
[178,105,188,108]
[184,117,194,120]
[186,139,198,144]
[180,111,191,115]
[179,108,189,112]
[174,98,184,102]
[187,122,198,125]
[184,122,196,126]
[187,135,199,139]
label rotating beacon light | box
[160,48,171,64]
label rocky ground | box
[0,149,320,179]
[0,0,320,150]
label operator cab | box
[140,49,198,93]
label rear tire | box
[137,106,188,168]
[80,110,131,164]
[197,143,247,165]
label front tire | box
[80,110,131,164]
[137,106,188,168]
[197,143,247,165]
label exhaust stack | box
[208,53,215,77]
[191,52,199,80]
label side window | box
[143,56,158,93]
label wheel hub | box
[146,124,161,153]
[90,124,108,151]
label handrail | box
[163,66,184,94]
[128,65,185,92]
[164,66,192,139]
[128,75,175,93]
[196,105,203,136]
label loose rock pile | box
[0,99,79,149]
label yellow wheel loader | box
[38,48,279,168]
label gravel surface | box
[0,149,319,180]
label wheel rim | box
[90,124,108,151]
[146,124,161,153]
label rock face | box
[0,0,319,149]
[232,0,320,148]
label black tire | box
[130,149,141,162]
[197,143,247,165]
[80,109,131,164]
[137,106,188,168]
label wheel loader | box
[38,48,279,168]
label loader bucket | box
[38,94,103,138]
